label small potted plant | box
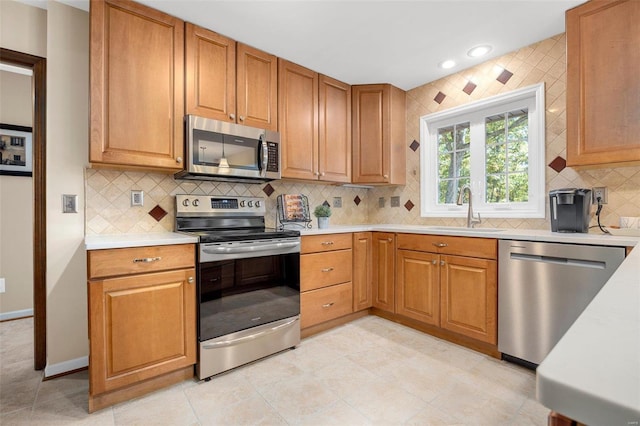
[313,204,332,229]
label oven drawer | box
[301,282,353,328]
[300,249,352,291]
[88,244,195,279]
[301,233,352,254]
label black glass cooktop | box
[186,228,300,243]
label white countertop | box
[536,245,640,425]
[86,225,639,423]
[85,232,198,250]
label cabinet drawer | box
[396,234,497,260]
[301,282,353,328]
[301,233,352,254]
[88,244,195,279]
[301,249,352,291]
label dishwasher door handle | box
[509,252,606,269]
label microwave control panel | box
[266,142,279,172]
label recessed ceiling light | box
[467,45,493,58]
[439,60,456,69]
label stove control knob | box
[182,199,190,207]
[248,201,254,207]
[255,201,261,208]
[240,200,246,207]
[192,199,200,207]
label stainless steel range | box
[175,194,301,380]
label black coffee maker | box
[549,188,592,233]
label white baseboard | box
[0,308,34,321]
[45,355,88,378]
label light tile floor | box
[0,316,549,425]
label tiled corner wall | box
[368,33,640,230]
[85,33,640,235]
[85,168,369,234]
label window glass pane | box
[486,143,505,174]
[455,122,470,150]
[458,150,471,177]
[437,126,454,152]
[438,152,454,180]
[508,139,528,172]
[509,172,529,202]
[507,110,528,143]
[486,174,507,203]
[485,114,505,145]
[439,179,458,204]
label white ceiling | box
[23,0,583,90]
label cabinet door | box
[237,43,278,131]
[185,23,235,122]
[88,268,196,395]
[566,0,640,166]
[278,59,319,180]
[352,84,406,184]
[440,255,497,344]
[90,0,184,171]
[372,232,395,312]
[352,232,372,311]
[319,75,351,183]
[396,250,440,325]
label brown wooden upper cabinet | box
[566,0,640,167]
[352,84,406,184]
[279,59,352,183]
[185,23,277,131]
[90,0,185,172]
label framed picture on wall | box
[0,123,33,176]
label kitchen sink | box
[424,226,506,233]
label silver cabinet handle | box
[321,241,334,246]
[321,267,334,272]
[187,277,194,284]
[432,242,448,248]
[176,157,183,163]
[432,260,437,265]
[203,317,298,349]
[239,115,245,121]
[229,113,235,120]
[322,302,334,308]
[440,260,445,266]
[133,257,161,263]
[387,238,393,242]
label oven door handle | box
[202,241,300,255]
[202,317,299,349]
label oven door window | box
[193,129,260,170]
[198,253,300,341]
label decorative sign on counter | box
[276,194,311,230]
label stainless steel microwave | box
[175,115,281,183]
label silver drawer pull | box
[133,257,161,263]
[432,243,448,248]
[321,267,334,272]
[322,302,334,308]
[321,241,334,246]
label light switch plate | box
[333,197,342,208]
[378,197,386,208]
[131,190,144,206]
[62,194,78,213]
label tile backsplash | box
[85,33,640,235]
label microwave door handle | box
[259,134,268,177]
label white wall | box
[0,70,35,318]
[44,0,89,374]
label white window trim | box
[420,83,545,219]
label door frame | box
[0,48,47,370]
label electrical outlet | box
[0,278,5,293]
[378,197,386,208]
[333,197,342,208]
[390,196,400,207]
[592,187,608,205]
[131,190,144,206]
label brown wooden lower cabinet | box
[372,232,396,312]
[300,282,353,328]
[87,244,196,412]
[396,249,439,325]
[352,232,372,311]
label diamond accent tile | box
[262,183,275,197]
[322,200,330,207]
[354,195,361,206]
[434,91,446,104]
[548,156,567,173]
[496,69,514,84]
[148,204,168,222]
[404,200,415,211]
[463,81,477,95]
[409,140,420,152]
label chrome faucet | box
[456,185,481,228]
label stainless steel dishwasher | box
[498,240,625,366]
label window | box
[421,83,545,218]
